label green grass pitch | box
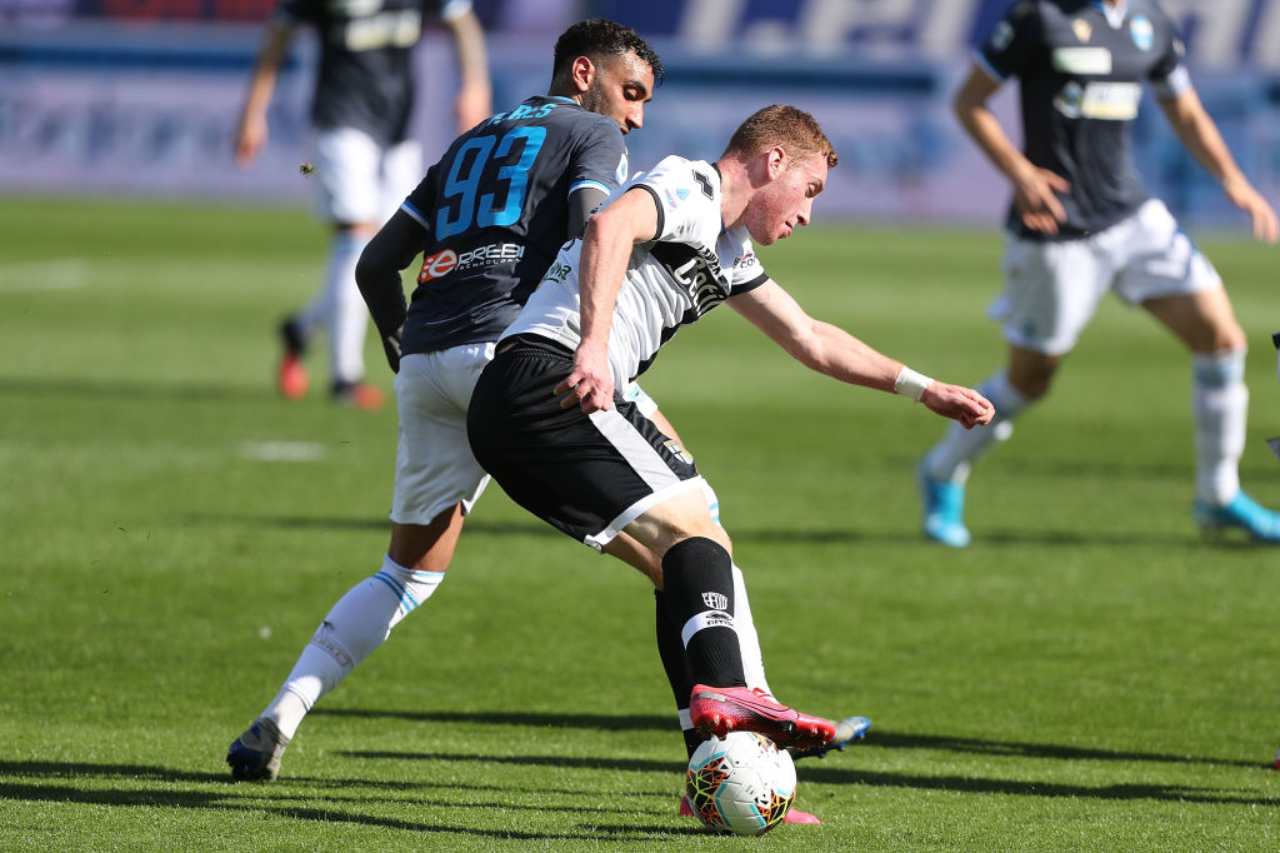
[1,196,1278,850]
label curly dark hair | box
[552,18,664,84]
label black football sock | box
[660,537,746,690]
[655,590,706,759]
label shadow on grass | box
[868,731,1263,769]
[0,762,695,843]
[797,766,1279,806]
[196,514,1222,550]
[341,751,683,775]
[323,713,1262,771]
[339,750,1279,808]
[0,758,671,800]
[313,707,672,733]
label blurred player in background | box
[234,0,491,408]
[919,0,1280,547]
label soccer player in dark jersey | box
[226,13,665,780]
[234,0,490,409]
[919,0,1280,547]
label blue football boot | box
[227,718,290,781]
[919,464,971,548]
[1194,491,1280,544]
[789,715,873,761]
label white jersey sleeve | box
[629,155,722,244]
[728,232,769,292]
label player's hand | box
[556,341,613,413]
[454,83,492,134]
[234,111,268,167]
[920,382,995,429]
[1223,176,1279,244]
[1012,165,1070,235]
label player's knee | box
[1009,365,1056,401]
[662,525,731,561]
[1211,324,1247,354]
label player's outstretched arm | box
[1158,89,1279,243]
[442,8,492,132]
[235,21,294,167]
[728,280,995,428]
[954,66,1069,235]
[556,188,659,414]
[353,211,422,373]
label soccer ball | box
[685,732,797,835]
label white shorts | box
[989,199,1222,356]
[311,126,422,226]
[390,345,665,527]
[390,344,495,526]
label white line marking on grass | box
[0,259,90,292]
[239,441,327,462]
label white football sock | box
[326,231,371,385]
[702,480,771,696]
[1192,350,1247,506]
[924,371,1030,483]
[731,564,772,697]
[261,555,445,739]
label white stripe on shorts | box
[587,407,682,491]
[583,477,704,551]
[579,407,701,551]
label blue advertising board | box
[2,1,1278,229]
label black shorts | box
[467,335,702,549]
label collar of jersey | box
[543,95,579,105]
[1091,0,1128,28]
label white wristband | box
[894,366,934,402]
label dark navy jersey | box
[397,95,629,355]
[977,0,1190,239]
[276,0,469,146]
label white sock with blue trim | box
[296,231,370,386]
[1192,349,1248,506]
[262,555,445,739]
[924,371,1029,483]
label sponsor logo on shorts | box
[702,591,729,611]
[664,439,695,466]
[419,243,526,284]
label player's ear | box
[767,146,787,180]
[570,56,596,94]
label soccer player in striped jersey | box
[467,105,992,788]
